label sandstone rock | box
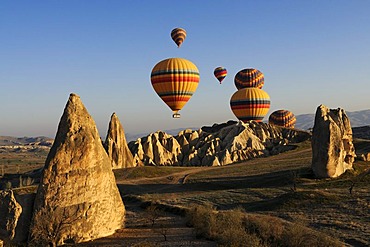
[311,105,356,178]
[12,192,36,243]
[129,131,182,166]
[129,120,311,167]
[104,112,134,169]
[0,190,22,241]
[29,93,125,246]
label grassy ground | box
[117,140,370,246]
[0,149,48,174]
[1,139,369,246]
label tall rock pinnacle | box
[104,112,134,169]
[311,104,356,178]
[29,93,125,246]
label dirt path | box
[115,167,208,185]
[79,200,216,247]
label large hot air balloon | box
[214,67,227,84]
[268,110,296,128]
[151,58,200,118]
[230,88,270,122]
[234,68,264,90]
[171,28,186,48]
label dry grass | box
[2,139,370,246]
[118,140,370,246]
[185,204,342,247]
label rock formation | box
[0,191,36,245]
[129,120,311,167]
[311,105,356,178]
[104,112,134,169]
[0,190,22,242]
[29,93,125,246]
[129,131,182,166]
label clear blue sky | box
[1,0,369,138]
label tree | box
[29,204,83,247]
[145,204,162,226]
[154,224,169,242]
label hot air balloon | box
[151,58,200,118]
[171,28,186,48]
[234,68,264,90]
[230,88,270,122]
[268,110,296,128]
[214,67,227,84]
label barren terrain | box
[1,138,369,246]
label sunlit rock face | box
[0,190,22,242]
[129,120,311,167]
[311,104,356,178]
[29,93,125,246]
[104,112,134,169]
[0,190,36,245]
[128,131,182,166]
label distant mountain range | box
[1,109,370,144]
[126,109,370,141]
[295,109,370,130]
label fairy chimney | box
[311,105,356,178]
[104,113,134,169]
[29,93,125,246]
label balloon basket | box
[172,113,181,118]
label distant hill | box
[1,109,370,143]
[295,109,370,130]
[0,136,53,146]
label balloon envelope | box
[234,68,264,90]
[151,58,200,118]
[214,67,227,84]
[230,88,270,122]
[171,28,186,47]
[268,110,296,128]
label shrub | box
[144,204,162,226]
[282,223,343,247]
[186,203,216,239]
[243,214,284,245]
[187,204,342,247]
[186,204,264,247]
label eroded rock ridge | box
[129,120,311,167]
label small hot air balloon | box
[214,67,227,84]
[171,28,186,48]
[151,58,200,118]
[234,68,264,90]
[268,110,296,128]
[230,88,270,122]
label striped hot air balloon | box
[214,67,227,84]
[230,88,270,122]
[234,68,264,90]
[171,28,186,48]
[151,58,200,118]
[269,110,296,128]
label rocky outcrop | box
[0,190,22,242]
[0,191,35,245]
[12,193,35,243]
[104,112,134,169]
[129,121,311,167]
[29,93,125,246]
[129,131,182,166]
[311,105,356,178]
